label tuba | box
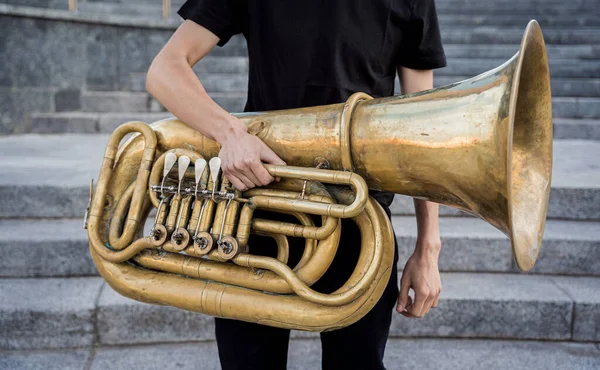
[85,21,552,331]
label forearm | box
[413,199,441,255]
[146,54,246,144]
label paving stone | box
[0,218,97,278]
[0,277,104,350]
[0,349,90,370]
[389,273,573,340]
[383,338,600,370]
[87,339,600,370]
[551,276,600,341]
[97,285,216,345]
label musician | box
[147,1,446,368]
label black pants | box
[215,203,399,370]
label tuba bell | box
[86,20,552,331]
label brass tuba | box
[86,21,552,331]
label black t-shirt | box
[178,0,446,205]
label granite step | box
[0,136,598,220]
[2,339,599,370]
[136,56,600,80]
[443,44,600,60]
[1,273,598,350]
[29,94,246,133]
[130,72,248,93]
[135,67,600,98]
[29,111,173,133]
[442,27,600,45]
[81,91,153,113]
[435,2,599,15]
[430,77,600,98]
[2,216,597,279]
[440,58,600,78]
[73,1,600,18]
[28,108,600,137]
[552,119,600,141]
[438,14,600,27]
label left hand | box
[396,237,442,318]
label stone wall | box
[0,5,246,134]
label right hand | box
[218,126,286,191]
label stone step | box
[81,91,152,113]
[2,216,597,279]
[136,69,600,98]
[2,339,599,370]
[29,94,246,133]
[552,118,600,141]
[435,2,599,15]
[1,273,598,350]
[76,2,176,17]
[438,14,600,27]
[29,112,173,133]
[0,136,598,220]
[431,76,600,98]
[130,72,248,93]
[72,0,600,17]
[393,217,600,276]
[441,28,600,45]
[443,44,600,60]
[72,1,600,18]
[553,97,600,119]
[145,56,600,80]
[136,67,600,98]
[435,58,600,79]
[28,99,600,135]
[0,277,104,350]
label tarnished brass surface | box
[87,21,552,331]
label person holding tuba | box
[146,0,447,369]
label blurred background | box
[0,0,599,369]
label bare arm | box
[146,20,285,191]
[395,66,442,318]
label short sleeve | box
[177,0,246,47]
[394,0,447,70]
